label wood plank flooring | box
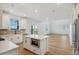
[46,34,72,55]
[16,34,73,55]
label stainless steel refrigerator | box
[73,18,79,55]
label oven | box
[31,38,40,48]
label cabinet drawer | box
[31,46,41,54]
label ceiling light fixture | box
[21,3,25,5]
[34,9,38,13]
[56,3,61,5]
[46,17,48,20]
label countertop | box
[24,34,48,40]
[0,39,18,54]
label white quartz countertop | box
[24,34,48,40]
[0,40,18,54]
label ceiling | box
[0,3,73,22]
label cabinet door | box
[0,9,2,29]
[31,45,41,54]
[19,19,27,29]
[23,37,31,49]
[9,35,22,44]
[2,14,9,29]
[40,38,48,54]
[19,20,22,29]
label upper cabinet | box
[2,13,9,29]
[2,12,27,30]
[19,18,27,29]
[73,4,79,21]
[0,8,3,29]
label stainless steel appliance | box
[31,38,40,48]
[73,14,79,55]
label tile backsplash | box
[0,29,25,35]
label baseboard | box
[48,33,68,36]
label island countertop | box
[0,39,18,54]
[24,34,48,40]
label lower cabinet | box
[30,46,41,54]
[23,36,48,55]
[9,34,23,44]
[1,34,23,44]
[23,37,31,50]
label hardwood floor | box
[16,34,73,55]
[47,34,72,55]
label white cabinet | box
[19,19,27,29]
[2,13,9,29]
[23,37,31,49]
[0,8,3,29]
[40,38,48,54]
[23,35,48,55]
[30,46,41,54]
[9,34,23,44]
[2,13,27,29]
[1,34,23,44]
[31,38,48,55]
[73,4,79,21]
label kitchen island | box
[23,34,48,55]
[0,39,18,55]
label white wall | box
[26,18,72,35]
[26,19,50,35]
[49,19,72,34]
[26,19,40,34]
[38,21,50,35]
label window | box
[8,18,19,30]
[31,25,38,34]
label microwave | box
[31,38,40,48]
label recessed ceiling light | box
[34,9,38,13]
[56,3,61,5]
[46,17,48,20]
[21,3,25,5]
